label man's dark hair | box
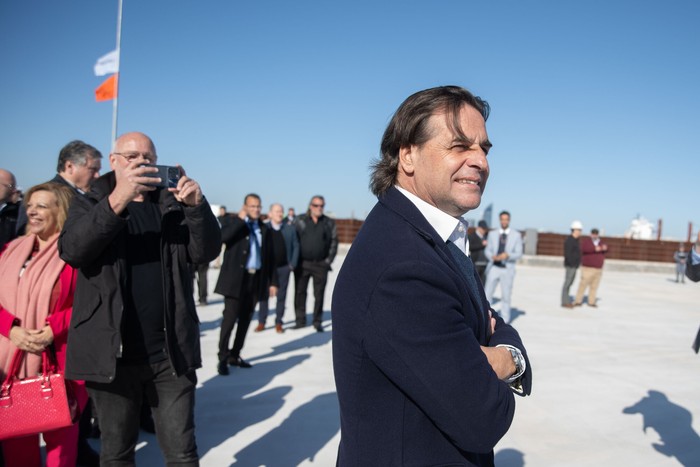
[370,85,490,196]
[57,140,102,173]
[499,211,510,218]
[591,228,600,235]
[244,193,260,203]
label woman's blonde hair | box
[24,182,75,233]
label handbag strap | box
[2,347,57,391]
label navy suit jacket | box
[214,217,277,299]
[332,187,532,467]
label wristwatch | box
[497,344,526,383]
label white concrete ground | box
[103,250,698,466]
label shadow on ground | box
[623,390,700,466]
[495,448,525,467]
[231,392,339,466]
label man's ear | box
[398,146,415,175]
[108,153,119,171]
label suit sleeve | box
[508,232,524,263]
[364,260,516,453]
[289,229,300,268]
[484,231,496,261]
[488,315,533,396]
[220,217,247,247]
[687,248,700,282]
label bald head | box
[110,132,158,169]
[0,169,17,204]
[269,203,284,224]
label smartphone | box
[142,165,181,188]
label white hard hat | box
[570,220,583,230]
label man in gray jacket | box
[59,132,220,466]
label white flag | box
[94,50,119,76]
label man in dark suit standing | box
[332,86,531,466]
[15,140,103,237]
[468,220,489,284]
[214,194,277,374]
[51,140,103,193]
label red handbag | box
[0,348,79,440]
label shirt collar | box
[395,185,470,254]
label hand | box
[9,326,52,354]
[169,166,203,206]
[108,160,159,214]
[480,346,516,381]
[488,309,496,335]
[269,286,278,298]
[237,205,247,220]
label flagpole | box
[111,0,124,150]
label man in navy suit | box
[332,86,532,466]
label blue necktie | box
[446,241,481,302]
[446,241,491,338]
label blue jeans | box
[86,359,198,466]
[258,265,292,325]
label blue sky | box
[1,1,697,240]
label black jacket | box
[687,248,700,282]
[0,202,19,249]
[563,235,581,268]
[295,213,338,265]
[214,217,277,300]
[58,172,221,382]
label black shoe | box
[228,356,252,368]
[76,439,100,467]
[292,323,306,329]
[217,361,229,375]
[314,325,324,332]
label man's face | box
[269,204,284,224]
[110,133,157,170]
[309,197,324,218]
[399,105,490,217]
[572,229,582,239]
[67,155,101,192]
[288,208,295,217]
[0,170,16,204]
[244,196,262,220]
[499,214,510,230]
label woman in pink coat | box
[0,182,88,467]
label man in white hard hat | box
[561,220,582,308]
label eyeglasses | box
[311,203,325,208]
[1,183,16,191]
[114,152,156,164]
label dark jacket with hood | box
[58,171,221,383]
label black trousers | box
[294,260,329,327]
[195,263,209,302]
[218,271,259,362]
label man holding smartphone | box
[59,132,221,466]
